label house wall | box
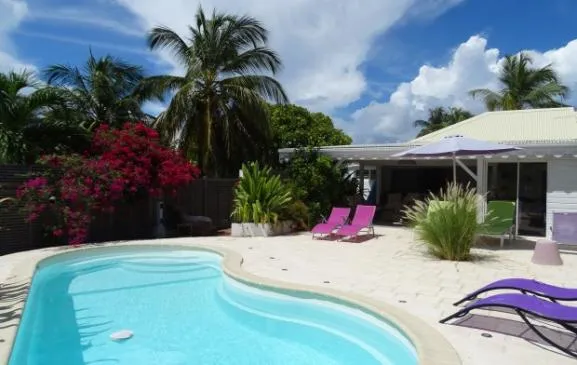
[547,159,577,239]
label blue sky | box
[2,0,577,142]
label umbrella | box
[392,135,521,181]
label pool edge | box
[0,242,461,365]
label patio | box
[1,226,576,364]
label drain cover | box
[481,333,493,338]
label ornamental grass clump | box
[403,182,481,261]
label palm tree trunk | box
[202,98,212,177]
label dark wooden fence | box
[0,165,236,256]
[167,178,237,230]
[0,165,43,255]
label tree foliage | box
[270,104,352,149]
[0,70,89,164]
[141,6,288,177]
[469,52,569,111]
[44,51,154,129]
[413,106,473,137]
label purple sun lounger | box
[453,278,577,306]
[311,207,351,238]
[440,293,577,358]
[334,204,376,240]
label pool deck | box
[1,226,577,364]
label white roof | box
[278,108,577,161]
[411,107,577,144]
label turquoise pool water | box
[9,249,418,365]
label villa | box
[279,107,577,239]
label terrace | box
[1,226,576,364]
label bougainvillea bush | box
[17,122,200,245]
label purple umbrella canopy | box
[393,135,520,157]
[393,135,522,181]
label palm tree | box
[0,70,86,163]
[414,106,473,137]
[44,51,153,129]
[140,6,289,176]
[469,53,569,111]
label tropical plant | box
[232,162,292,224]
[44,51,154,129]
[413,107,473,137]
[140,6,289,176]
[402,183,482,261]
[469,53,569,111]
[0,70,85,163]
[279,148,357,223]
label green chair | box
[480,200,516,248]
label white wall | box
[547,159,577,239]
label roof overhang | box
[278,140,577,162]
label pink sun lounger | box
[311,207,351,238]
[334,204,376,240]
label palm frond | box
[148,26,193,66]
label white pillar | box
[358,162,365,202]
[476,157,488,222]
[376,166,382,205]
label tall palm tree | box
[0,70,86,163]
[140,6,289,176]
[469,53,569,111]
[413,106,473,137]
[44,51,152,129]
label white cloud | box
[0,0,35,73]
[113,0,463,112]
[343,36,577,143]
[29,7,144,37]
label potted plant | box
[231,162,292,237]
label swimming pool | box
[8,248,418,365]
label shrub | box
[402,182,482,261]
[232,162,292,224]
[279,148,357,223]
[17,122,200,245]
[280,200,310,230]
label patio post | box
[376,166,382,205]
[358,162,365,202]
[515,161,520,237]
[476,157,488,223]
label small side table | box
[531,239,563,266]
